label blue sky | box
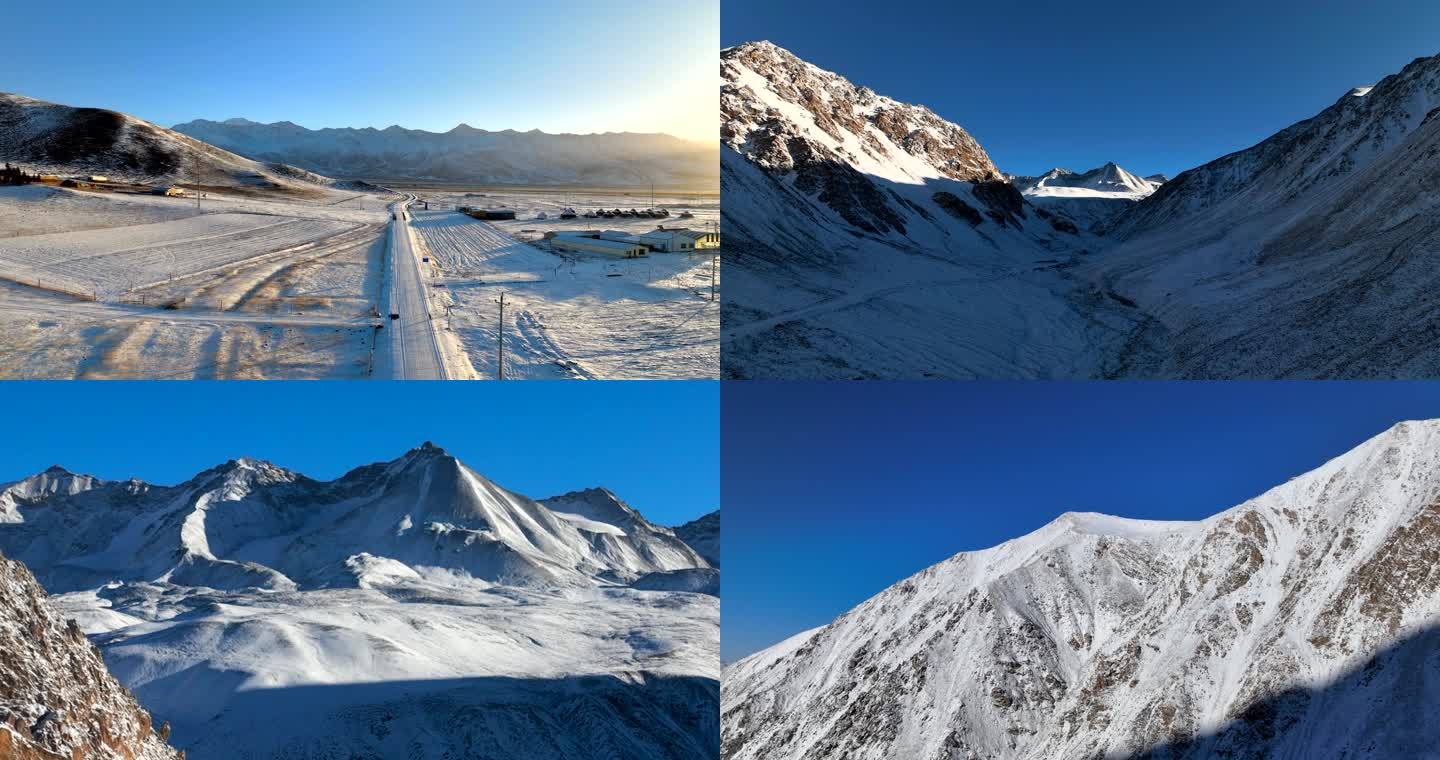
[722,381,1440,661]
[6,0,718,142]
[0,382,717,526]
[722,0,1440,177]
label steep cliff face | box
[0,552,181,760]
[722,420,1440,759]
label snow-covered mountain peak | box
[0,466,106,523]
[722,40,1001,185]
[0,447,712,593]
[723,420,1440,759]
[1014,161,1160,198]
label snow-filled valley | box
[721,41,1440,379]
[0,444,720,759]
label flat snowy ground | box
[55,578,719,759]
[0,185,390,378]
[405,191,718,379]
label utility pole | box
[495,291,506,380]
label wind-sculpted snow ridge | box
[0,91,340,192]
[0,444,719,759]
[720,41,1147,380]
[722,419,1440,759]
[0,552,182,760]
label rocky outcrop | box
[0,551,181,760]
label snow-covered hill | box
[0,92,354,192]
[0,551,181,760]
[720,41,1146,379]
[722,419,1440,759]
[1090,52,1440,377]
[172,117,720,189]
[0,445,719,759]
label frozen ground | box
[55,580,719,759]
[405,191,718,379]
[0,184,392,378]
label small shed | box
[463,208,517,221]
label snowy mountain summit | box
[0,445,719,759]
[722,420,1440,759]
[723,40,1000,186]
[1012,162,1162,199]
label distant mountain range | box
[0,444,719,759]
[0,91,718,191]
[723,419,1440,759]
[172,117,720,189]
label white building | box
[673,229,720,249]
[598,230,644,245]
[639,230,697,252]
[551,234,648,258]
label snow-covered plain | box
[405,190,719,379]
[0,213,361,299]
[0,184,392,378]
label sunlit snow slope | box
[722,420,1440,759]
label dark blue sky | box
[722,382,1440,661]
[722,0,1440,178]
[0,382,717,526]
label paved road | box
[376,195,448,379]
